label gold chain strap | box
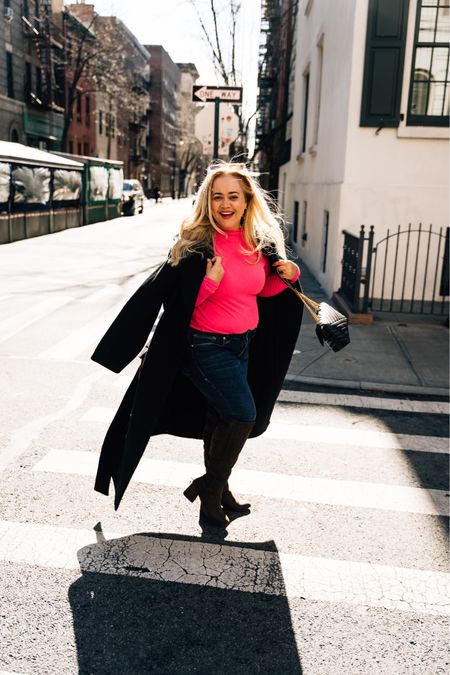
[282,278,321,325]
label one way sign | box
[192,85,243,104]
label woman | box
[92,162,303,527]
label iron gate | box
[340,225,373,313]
[339,224,449,315]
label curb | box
[285,374,450,398]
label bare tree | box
[188,0,241,85]
[60,10,99,151]
[61,8,148,160]
[178,141,203,196]
[188,0,255,156]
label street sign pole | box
[192,85,243,159]
[213,97,220,160]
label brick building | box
[176,62,203,196]
[256,0,298,191]
[61,6,96,156]
[144,45,181,197]
[0,0,65,148]
[64,4,151,181]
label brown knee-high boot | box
[203,408,251,512]
[184,416,255,527]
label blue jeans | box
[183,328,257,423]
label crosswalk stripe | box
[109,378,449,414]
[82,285,122,304]
[0,297,73,344]
[33,450,449,516]
[38,303,125,361]
[79,406,450,454]
[113,375,135,388]
[0,373,102,473]
[264,422,449,454]
[0,520,448,615]
[278,390,449,415]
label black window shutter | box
[360,0,410,127]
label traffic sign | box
[195,104,240,156]
[192,85,243,104]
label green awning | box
[23,109,64,141]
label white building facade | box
[281,0,449,315]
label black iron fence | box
[340,226,374,313]
[339,224,449,316]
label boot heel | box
[183,481,199,503]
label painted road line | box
[79,406,449,454]
[113,375,134,388]
[264,422,449,454]
[107,379,450,414]
[0,373,102,473]
[34,450,449,516]
[82,285,123,304]
[40,304,161,362]
[38,303,125,361]
[278,390,449,415]
[0,521,448,615]
[80,407,115,422]
[0,297,73,344]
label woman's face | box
[210,174,247,231]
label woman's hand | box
[273,260,299,281]
[206,256,225,283]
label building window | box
[313,38,324,146]
[99,110,103,135]
[301,200,307,247]
[83,142,89,156]
[322,210,329,273]
[76,91,82,122]
[85,95,90,126]
[69,140,74,154]
[360,0,410,127]
[301,69,310,154]
[6,52,14,99]
[292,201,299,242]
[408,0,450,126]
[77,142,82,155]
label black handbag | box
[284,280,350,352]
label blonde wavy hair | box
[169,161,287,266]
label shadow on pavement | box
[69,527,302,674]
[338,405,449,534]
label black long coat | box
[91,247,303,509]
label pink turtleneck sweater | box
[190,229,300,334]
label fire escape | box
[256,0,298,191]
[255,0,280,151]
[22,0,65,112]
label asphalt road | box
[0,200,448,675]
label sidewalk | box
[286,262,449,397]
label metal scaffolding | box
[256,0,298,191]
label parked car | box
[121,179,145,216]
